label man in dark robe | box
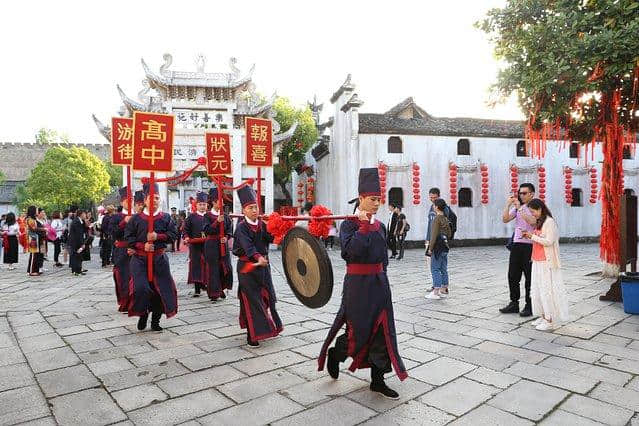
[387,203,399,258]
[133,191,145,214]
[68,209,87,276]
[203,187,233,301]
[183,191,208,297]
[111,187,132,312]
[232,185,281,346]
[125,183,178,331]
[318,168,407,399]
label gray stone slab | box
[596,355,639,375]
[50,388,127,426]
[78,343,152,364]
[419,329,483,347]
[439,346,517,371]
[0,362,35,392]
[554,322,606,339]
[0,347,25,367]
[539,356,632,386]
[589,382,639,412]
[111,383,168,412]
[230,350,308,376]
[475,341,548,364]
[0,385,50,425]
[503,361,598,393]
[523,339,602,363]
[405,337,453,353]
[100,359,189,392]
[465,328,530,347]
[464,366,520,389]
[410,356,477,386]
[18,333,66,353]
[199,393,304,426]
[68,338,114,353]
[273,397,376,426]
[87,357,135,376]
[156,365,245,397]
[177,347,255,371]
[560,394,633,426]
[393,346,439,364]
[12,321,54,339]
[25,346,80,373]
[217,369,306,403]
[348,377,434,413]
[127,388,233,425]
[450,404,534,426]
[362,400,454,426]
[539,410,604,426]
[488,379,569,421]
[36,364,100,397]
[63,327,130,343]
[574,339,639,361]
[128,344,204,367]
[280,374,367,406]
[419,377,500,416]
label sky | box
[0,0,522,142]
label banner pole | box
[147,172,155,282]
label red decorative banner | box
[111,117,133,166]
[245,117,273,167]
[132,111,175,172]
[205,132,232,176]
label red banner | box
[245,117,273,167]
[205,132,232,176]
[111,117,133,166]
[132,112,175,172]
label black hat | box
[118,187,128,201]
[208,187,219,203]
[237,185,257,208]
[134,191,145,203]
[142,182,159,196]
[196,191,208,203]
[358,168,381,197]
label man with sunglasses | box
[500,183,536,317]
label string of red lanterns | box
[538,166,546,202]
[449,163,458,205]
[564,167,573,205]
[306,177,315,204]
[412,162,421,205]
[378,162,387,204]
[589,167,598,204]
[510,165,519,195]
[480,164,489,205]
[296,181,304,206]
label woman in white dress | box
[521,199,569,331]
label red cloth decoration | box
[308,205,333,239]
[265,212,295,245]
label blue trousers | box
[430,251,449,288]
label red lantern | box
[297,190,304,195]
[413,177,420,183]
[482,178,488,183]
[481,183,489,189]
[480,165,488,172]
[413,188,420,195]
[538,167,545,172]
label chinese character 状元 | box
[116,122,133,141]
[210,156,229,173]
[141,120,167,142]
[209,137,227,152]
[141,145,165,166]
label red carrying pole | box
[256,167,262,214]
[147,172,155,282]
[126,166,132,216]
[216,176,226,257]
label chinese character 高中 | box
[117,143,133,160]
[140,120,167,142]
[116,122,133,141]
[141,145,165,166]
[250,145,267,163]
[250,124,269,142]
[209,137,228,152]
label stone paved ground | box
[1,243,638,425]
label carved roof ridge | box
[92,114,111,142]
[117,84,149,112]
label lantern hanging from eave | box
[449,163,458,205]
[480,164,489,205]
[412,162,421,205]
[538,166,546,202]
[589,167,598,204]
[564,167,573,205]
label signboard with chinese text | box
[245,117,273,167]
[205,132,232,176]
[132,112,175,172]
[111,117,133,166]
[173,109,230,130]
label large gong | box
[281,227,334,308]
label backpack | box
[446,208,457,240]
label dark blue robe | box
[183,212,207,285]
[203,211,233,300]
[124,211,178,318]
[232,219,282,341]
[110,211,130,312]
[318,218,407,381]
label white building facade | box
[307,75,638,242]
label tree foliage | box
[18,146,111,212]
[272,97,318,204]
[103,161,123,188]
[35,127,71,145]
[478,0,639,140]
[0,169,5,186]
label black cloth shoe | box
[137,314,148,331]
[193,293,200,298]
[247,335,259,347]
[151,312,162,331]
[327,347,339,379]
[499,301,519,314]
[370,381,400,400]
[220,292,226,299]
[519,304,533,317]
[389,254,396,259]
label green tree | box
[18,146,111,212]
[273,97,318,204]
[478,0,639,275]
[103,161,123,188]
[35,127,70,145]
[0,169,5,186]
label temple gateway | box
[93,54,296,213]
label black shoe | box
[137,314,148,331]
[520,304,532,317]
[389,254,396,259]
[151,323,163,331]
[370,381,400,400]
[193,293,200,298]
[499,302,519,314]
[396,257,403,260]
[247,335,259,347]
[81,269,87,273]
[220,292,226,299]
[151,312,162,331]
[327,347,339,379]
